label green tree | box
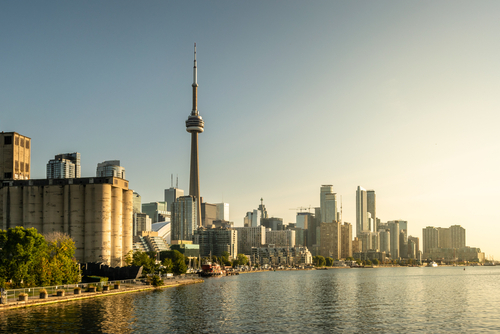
[236,254,249,266]
[173,259,187,275]
[161,258,174,274]
[371,258,379,265]
[313,255,326,267]
[365,259,372,265]
[41,232,80,286]
[325,257,334,267]
[131,251,158,275]
[0,227,47,288]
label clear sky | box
[1,1,499,259]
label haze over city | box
[1,1,499,259]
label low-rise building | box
[251,246,312,266]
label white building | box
[216,203,230,221]
[46,152,81,179]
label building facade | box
[340,223,352,258]
[96,160,126,179]
[193,227,238,259]
[171,196,197,242]
[319,221,341,259]
[0,132,31,181]
[46,152,81,179]
[356,186,368,236]
[234,226,266,255]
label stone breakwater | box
[0,278,204,311]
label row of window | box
[14,161,30,172]
[3,135,30,149]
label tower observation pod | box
[186,43,204,227]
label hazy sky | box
[1,1,499,259]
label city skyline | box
[1,2,499,259]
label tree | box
[161,258,173,274]
[365,259,372,265]
[0,227,47,288]
[371,258,379,265]
[313,255,326,267]
[131,251,158,274]
[173,259,187,275]
[236,254,249,266]
[325,257,334,267]
[40,232,80,286]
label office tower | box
[142,202,169,224]
[134,213,152,236]
[399,230,408,258]
[320,185,338,223]
[185,44,204,228]
[201,202,217,227]
[261,217,284,230]
[215,203,230,221]
[234,226,266,255]
[422,226,439,256]
[450,225,466,248]
[0,132,31,181]
[341,223,353,258]
[408,236,419,259]
[307,207,321,249]
[258,198,268,219]
[367,213,374,232]
[367,190,376,231]
[194,228,238,259]
[387,221,400,259]
[0,176,133,266]
[356,186,368,237]
[379,229,391,254]
[171,196,198,242]
[319,221,341,259]
[46,152,81,179]
[165,187,184,212]
[96,160,126,179]
[266,229,295,247]
[358,231,373,252]
[296,212,313,229]
[291,227,307,247]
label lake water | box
[1,266,500,333]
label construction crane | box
[289,206,313,213]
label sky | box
[1,1,499,259]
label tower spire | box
[192,43,198,116]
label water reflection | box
[2,267,500,333]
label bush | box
[151,275,164,287]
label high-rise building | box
[0,132,31,181]
[261,217,284,230]
[47,152,81,179]
[201,202,217,227]
[234,226,266,255]
[408,236,419,260]
[438,227,451,248]
[142,202,169,224]
[422,226,439,255]
[194,227,238,259]
[171,196,198,242]
[340,223,353,258]
[296,212,313,229]
[352,237,362,254]
[164,187,184,212]
[379,229,391,254]
[387,221,400,259]
[320,185,338,223]
[319,221,341,259]
[244,209,261,228]
[186,44,205,228]
[356,186,368,236]
[133,212,152,236]
[132,192,141,213]
[266,229,295,247]
[215,203,230,221]
[258,198,268,219]
[367,190,376,231]
[96,160,125,179]
[450,225,466,249]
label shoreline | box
[0,278,204,312]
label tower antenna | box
[176,175,179,188]
[171,174,173,188]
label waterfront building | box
[234,226,266,255]
[266,229,295,247]
[0,176,133,266]
[96,160,126,179]
[133,212,152,236]
[367,190,376,231]
[319,221,341,259]
[164,186,184,211]
[185,44,205,228]
[353,250,386,263]
[426,246,484,263]
[450,225,466,248]
[171,196,198,242]
[408,235,419,258]
[152,221,171,244]
[251,245,312,266]
[422,226,439,255]
[142,201,169,224]
[0,132,31,181]
[352,237,362,253]
[438,227,451,248]
[170,243,200,258]
[388,221,400,258]
[261,217,284,230]
[340,223,352,258]
[215,203,230,221]
[379,229,391,254]
[356,186,368,236]
[46,152,81,179]
[399,230,408,258]
[194,227,238,259]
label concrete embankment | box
[0,278,203,311]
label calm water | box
[2,266,500,333]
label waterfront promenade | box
[0,276,203,311]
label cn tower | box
[185,43,204,227]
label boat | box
[200,262,226,277]
[427,261,438,267]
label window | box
[15,161,19,171]
[20,162,24,172]
[15,136,19,145]
[4,136,12,145]
[25,140,30,149]
[4,172,12,179]
[25,164,29,172]
[20,138,24,147]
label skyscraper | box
[186,43,204,228]
[96,160,125,179]
[367,190,376,231]
[171,195,198,242]
[320,185,338,223]
[356,186,368,236]
[47,152,81,179]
